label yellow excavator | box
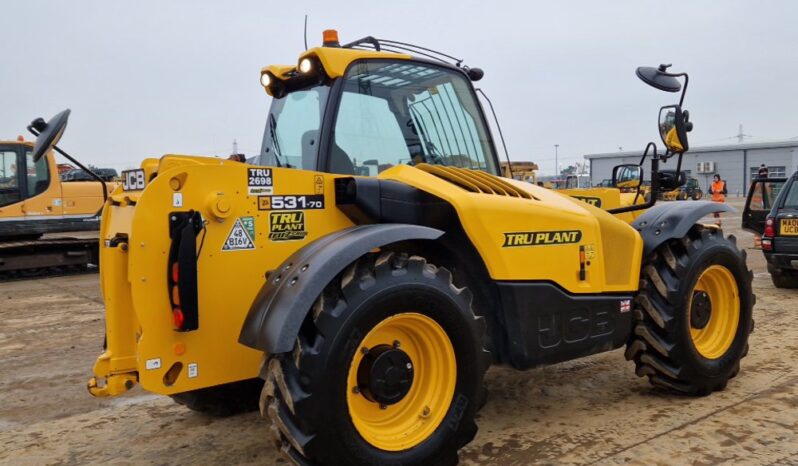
[0,120,116,275]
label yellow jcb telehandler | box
[32,33,752,465]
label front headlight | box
[298,58,313,74]
[260,73,271,87]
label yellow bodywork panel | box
[91,157,643,397]
[92,156,355,396]
[380,166,643,293]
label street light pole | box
[554,144,559,177]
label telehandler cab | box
[32,31,752,466]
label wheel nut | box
[380,404,387,410]
[393,340,401,348]
[406,362,412,370]
[421,406,430,418]
[361,347,369,355]
[352,386,360,394]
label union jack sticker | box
[620,299,631,313]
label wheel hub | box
[691,291,712,329]
[356,344,414,406]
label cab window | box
[331,60,498,175]
[0,150,21,207]
[25,151,50,197]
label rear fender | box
[631,201,735,257]
[238,224,444,353]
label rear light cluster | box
[762,217,775,251]
[168,211,202,332]
[170,262,185,329]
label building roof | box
[584,139,798,160]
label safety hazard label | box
[222,217,256,251]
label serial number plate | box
[781,218,798,236]
[121,169,146,191]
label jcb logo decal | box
[570,196,602,207]
[269,211,307,241]
[503,230,582,247]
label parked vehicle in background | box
[61,167,118,182]
[743,173,798,288]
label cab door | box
[0,145,24,217]
[742,177,787,234]
[19,147,63,217]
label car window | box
[748,180,784,211]
[783,180,798,209]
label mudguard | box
[631,200,735,257]
[238,224,444,354]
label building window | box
[750,166,786,180]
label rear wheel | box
[692,190,703,200]
[626,225,753,394]
[263,252,490,466]
[770,268,798,288]
[170,378,264,416]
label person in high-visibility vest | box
[708,174,728,226]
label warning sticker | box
[269,211,307,242]
[248,168,273,195]
[222,217,256,251]
[584,244,596,261]
[314,175,324,194]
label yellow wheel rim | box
[346,312,456,451]
[689,265,740,359]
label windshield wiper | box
[268,114,287,168]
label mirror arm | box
[27,125,108,203]
[607,142,659,215]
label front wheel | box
[692,191,703,200]
[626,225,754,394]
[263,252,490,466]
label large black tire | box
[626,225,754,395]
[692,190,703,201]
[262,252,490,466]
[770,268,798,288]
[170,378,264,416]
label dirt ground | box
[1,198,796,465]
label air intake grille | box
[415,164,533,199]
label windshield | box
[257,85,330,168]
[257,60,499,176]
[333,60,498,175]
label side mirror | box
[658,105,690,153]
[30,109,71,162]
[636,65,682,93]
[612,164,643,189]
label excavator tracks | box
[0,236,99,281]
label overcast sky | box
[2,1,797,175]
